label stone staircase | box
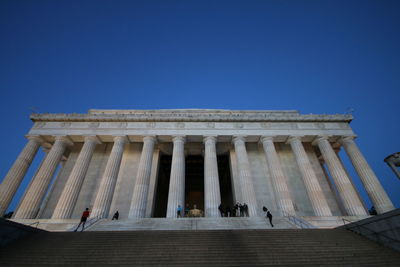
[89,216,296,231]
[1,229,399,266]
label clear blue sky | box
[1,0,399,213]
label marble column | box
[129,136,156,218]
[287,136,332,216]
[52,136,101,219]
[204,136,222,217]
[14,136,73,219]
[233,136,258,216]
[166,136,185,218]
[340,136,394,214]
[0,136,43,216]
[313,136,367,216]
[261,136,296,215]
[91,136,128,218]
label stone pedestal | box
[340,137,394,214]
[52,136,100,219]
[314,136,367,216]
[14,136,73,219]
[288,136,332,216]
[233,136,258,216]
[0,136,43,216]
[91,136,127,218]
[166,136,186,218]
[204,136,221,217]
[261,136,295,216]
[129,136,156,218]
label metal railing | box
[85,215,102,229]
[68,215,102,232]
[0,219,44,247]
[342,218,400,247]
[27,221,40,228]
[283,212,316,229]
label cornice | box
[30,109,353,123]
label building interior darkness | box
[152,154,233,217]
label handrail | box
[0,219,44,247]
[342,218,400,245]
[282,212,315,229]
[27,221,40,228]
[68,215,102,232]
[85,216,102,229]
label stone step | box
[1,229,399,266]
[88,216,297,231]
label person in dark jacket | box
[226,206,231,217]
[218,203,224,217]
[239,203,244,217]
[112,211,119,220]
[234,202,240,217]
[243,203,249,217]
[267,210,274,227]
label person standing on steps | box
[267,210,274,227]
[263,206,274,227]
[74,208,90,232]
[112,210,119,220]
[243,203,249,217]
[226,206,231,217]
[185,203,190,217]
[239,203,244,217]
[234,202,239,217]
[177,205,182,218]
[218,203,224,217]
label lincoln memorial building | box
[0,109,395,230]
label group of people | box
[177,203,253,218]
[177,204,203,217]
[74,204,274,232]
[178,203,274,227]
[218,202,250,217]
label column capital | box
[260,136,274,143]
[339,135,357,144]
[54,136,74,147]
[113,135,129,144]
[311,136,329,146]
[42,147,51,153]
[83,135,102,144]
[232,135,247,144]
[26,135,44,144]
[203,135,217,144]
[172,135,186,143]
[286,135,304,144]
[143,135,157,144]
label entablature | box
[30,109,353,123]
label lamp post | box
[384,152,400,179]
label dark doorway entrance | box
[152,153,234,217]
[185,155,204,210]
[218,154,234,210]
[152,154,171,217]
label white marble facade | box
[0,109,395,222]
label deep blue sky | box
[1,0,399,213]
